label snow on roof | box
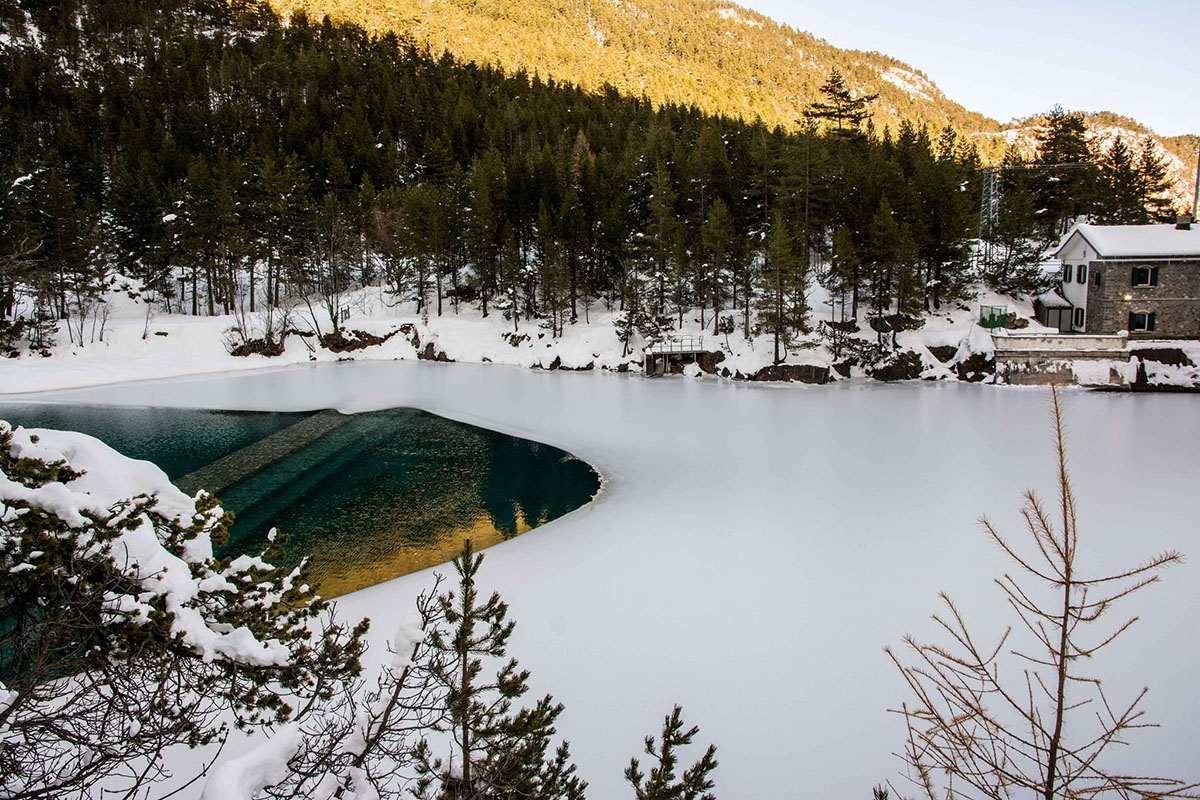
[1055,222,1200,259]
[1036,289,1071,308]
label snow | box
[1070,358,1131,386]
[200,723,302,800]
[1036,288,1071,308]
[1056,222,1200,258]
[1,422,293,666]
[713,7,761,27]
[1143,358,1200,387]
[10,362,1199,800]
[878,66,938,102]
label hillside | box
[272,0,1197,205]
[270,0,998,134]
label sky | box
[739,0,1199,138]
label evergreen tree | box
[625,706,719,800]
[981,170,1047,298]
[1136,137,1175,222]
[864,196,900,347]
[700,196,735,333]
[1097,136,1143,224]
[0,422,366,800]
[803,69,878,138]
[754,209,806,363]
[413,540,586,800]
[1031,106,1097,238]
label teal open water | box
[0,404,599,595]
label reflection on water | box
[0,404,599,596]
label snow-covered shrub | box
[0,421,365,799]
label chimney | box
[1177,214,1193,231]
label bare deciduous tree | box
[886,387,1197,800]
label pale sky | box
[740,0,1199,138]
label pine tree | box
[625,706,719,800]
[1097,136,1143,224]
[700,197,735,333]
[754,209,806,363]
[413,540,586,800]
[803,69,878,138]
[1136,137,1175,222]
[1031,106,1097,238]
[981,170,1047,298]
[0,421,366,799]
[864,196,900,345]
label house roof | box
[1036,289,1072,309]
[1054,222,1200,259]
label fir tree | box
[1097,136,1143,224]
[625,706,719,800]
[1031,106,1097,238]
[803,69,878,138]
[413,540,586,800]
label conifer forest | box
[0,0,1176,357]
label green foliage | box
[625,705,719,800]
[413,540,586,800]
[273,0,997,137]
[0,421,366,798]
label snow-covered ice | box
[5,362,1198,798]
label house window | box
[1093,270,1102,287]
[1131,266,1159,287]
[1073,308,1085,328]
[1076,264,1087,283]
[1062,264,1073,283]
[1128,311,1156,332]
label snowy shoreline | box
[5,282,1199,396]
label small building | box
[1043,218,1200,338]
[1033,289,1073,333]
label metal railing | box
[645,335,705,354]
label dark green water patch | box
[0,404,599,595]
[0,404,309,479]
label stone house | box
[1037,218,1200,338]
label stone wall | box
[1086,258,1200,338]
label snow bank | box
[200,724,302,800]
[1,421,291,666]
[0,282,1058,395]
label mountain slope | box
[271,0,996,133]
[271,0,1197,206]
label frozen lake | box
[15,362,1200,798]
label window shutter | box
[1150,267,1159,286]
[1131,267,1137,285]
[1148,312,1156,331]
[1128,311,1136,330]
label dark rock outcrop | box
[954,351,995,382]
[926,345,958,364]
[868,350,922,382]
[320,328,398,353]
[229,337,285,358]
[417,342,453,362]
[750,364,830,384]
